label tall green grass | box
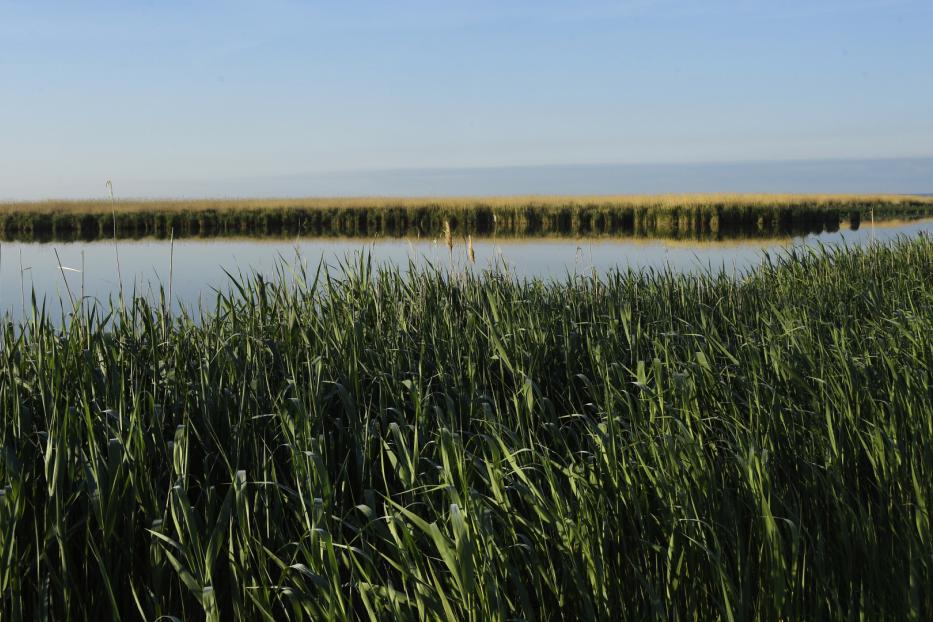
[1,237,932,619]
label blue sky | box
[1,1,932,198]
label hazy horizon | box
[1,157,931,202]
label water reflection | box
[2,219,931,323]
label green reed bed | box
[1,196,931,241]
[1,237,932,620]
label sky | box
[1,0,932,199]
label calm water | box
[1,219,931,322]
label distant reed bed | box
[0,237,931,619]
[1,194,931,241]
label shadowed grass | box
[1,193,931,241]
[1,236,931,619]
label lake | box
[2,218,931,322]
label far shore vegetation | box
[1,193,931,241]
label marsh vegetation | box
[0,236,931,619]
[2,194,931,241]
